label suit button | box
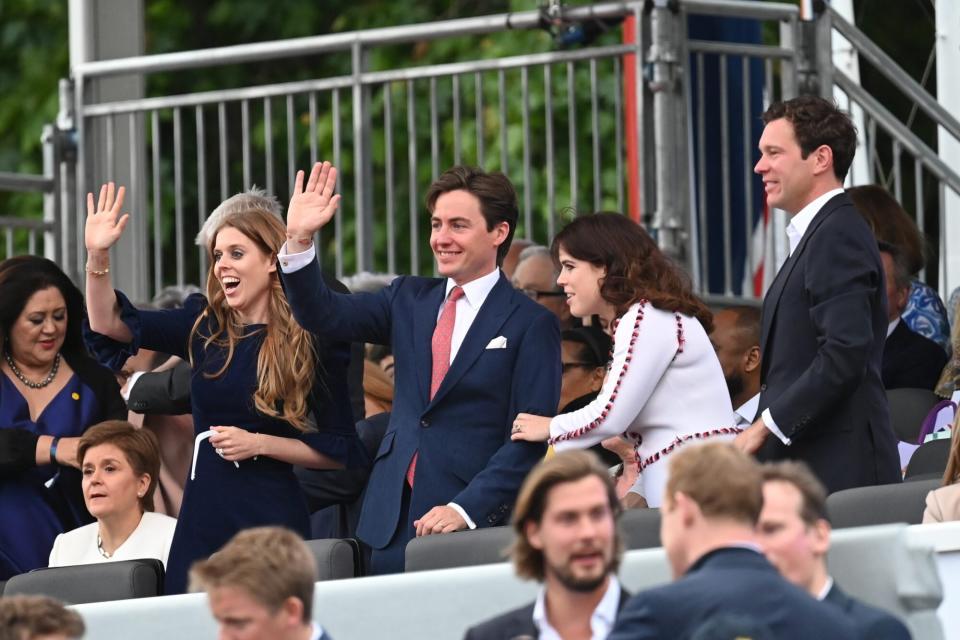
[420,419,430,428]
[760,384,767,392]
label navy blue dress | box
[89,293,364,594]
[0,358,125,579]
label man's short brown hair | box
[0,595,84,640]
[762,96,857,182]
[189,526,317,622]
[511,450,622,581]
[425,165,519,267]
[665,443,763,525]
[761,461,830,526]
[78,420,161,512]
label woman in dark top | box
[84,183,364,593]
[0,256,125,579]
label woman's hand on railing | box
[85,182,130,253]
[285,161,340,249]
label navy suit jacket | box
[825,583,911,640]
[281,259,561,549]
[463,586,630,640]
[757,192,901,492]
[608,548,856,640]
[882,320,949,391]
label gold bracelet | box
[85,264,110,276]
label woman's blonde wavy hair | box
[190,208,317,432]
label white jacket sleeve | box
[550,302,680,451]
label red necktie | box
[406,286,465,487]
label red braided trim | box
[548,300,647,446]
[673,312,685,360]
[635,427,745,472]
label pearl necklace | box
[4,351,61,389]
[97,533,112,559]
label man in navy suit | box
[465,451,630,640]
[758,461,911,639]
[609,443,855,639]
[190,526,334,640]
[878,242,948,390]
[734,96,900,492]
[279,162,561,574]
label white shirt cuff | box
[761,408,792,445]
[447,502,477,530]
[277,241,316,273]
[122,371,147,403]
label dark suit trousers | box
[369,482,414,575]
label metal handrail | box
[683,0,798,21]
[828,5,960,144]
[0,172,55,193]
[0,215,53,231]
[835,71,960,196]
[73,1,640,79]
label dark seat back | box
[304,538,359,580]
[3,559,164,604]
[886,388,941,443]
[620,508,662,549]
[826,479,940,528]
[905,438,952,480]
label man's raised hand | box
[286,161,341,247]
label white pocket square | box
[485,336,508,349]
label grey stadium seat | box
[304,538,359,580]
[3,559,163,604]
[886,387,940,443]
[905,438,951,480]
[827,478,940,528]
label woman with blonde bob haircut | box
[49,420,177,567]
[84,183,363,594]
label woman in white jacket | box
[511,213,736,506]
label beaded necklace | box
[4,351,60,389]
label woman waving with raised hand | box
[510,213,736,507]
[84,181,364,593]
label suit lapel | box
[413,281,447,406]
[760,193,847,367]
[427,274,516,409]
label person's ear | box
[281,596,304,626]
[810,518,831,557]
[492,220,510,247]
[525,520,544,551]
[743,345,761,374]
[811,144,834,177]
[589,366,606,392]
[137,474,151,499]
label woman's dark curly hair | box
[551,213,713,332]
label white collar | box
[816,576,835,601]
[887,317,900,338]
[444,267,501,309]
[532,575,621,638]
[734,393,761,426]
[786,188,845,255]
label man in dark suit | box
[465,451,629,640]
[734,96,901,493]
[279,162,561,574]
[609,443,855,639]
[758,461,911,639]
[879,242,948,390]
[190,526,334,640]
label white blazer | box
[48,511,177,568]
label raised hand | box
[286,161,341,246]
[85,182,130,252]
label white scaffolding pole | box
[937,0,960,303]
[828,0,870,187]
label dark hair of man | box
[561,325,612,369]
[511,450,622,582]
[724,305,762,347]
[848,185,926,275]
[425,166,519,267]
[760,460,830,527]
[551,213,713,332]
[877,241,912,292]
[761,96,857,182]
[0,255,89,364]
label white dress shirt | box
[533,575,622,640]
[887,317,900,338]
[48,511,178,568]
[278,241,499,529]
[761,188,845,444]
[816,576,835,601]
[734,393,760,429]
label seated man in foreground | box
[465,450,630,639]
[758,461,911,639]
[190,526,331,640]
[609,443,855,639]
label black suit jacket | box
[608,548,856,640]
[757,192,901,492]
[464,584,630,640]
[882,320,949,391]
[825,583,911,640]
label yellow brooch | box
[71,392,80,400]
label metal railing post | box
[813,8,834,99]
[647,0,690,268]
[56,77,81,284]
[352,41,375,273]
[41,124,62,267]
